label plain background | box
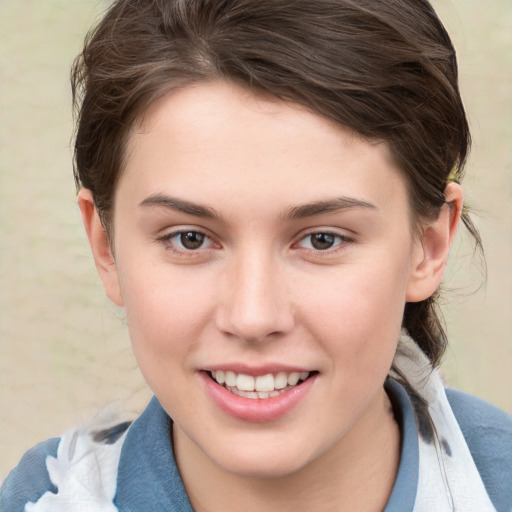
[0,0,511,477]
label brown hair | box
[71,0,481,367]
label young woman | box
[2,1,511,511]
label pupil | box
[311,233,335,250]
[181,232,204,249]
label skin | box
[80,81,462,511]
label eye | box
[177,231,207,250]
[160,230,214,251]
[297,232,348,251]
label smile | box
[210,370,312,399]
[201,368,318,422]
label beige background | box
[0,0,511,477]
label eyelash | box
[294,231,353,255]
[157,229,217,256]
[157,228,352,258]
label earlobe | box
[77,189,124,307]
[406,183,463,302]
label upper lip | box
[202,363,314,376]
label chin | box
[221,458,306,480]
[208,438,319,480]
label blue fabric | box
[0,437,59,512]
[114,396,193,511]
[446,388,512,512]
[2,385,511,511]
[384,380,419,512]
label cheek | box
[117,266,220,407]
[116,261,215,360]
[298,262,408,364]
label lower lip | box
[199,371,317,423]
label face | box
[95,81,432,478]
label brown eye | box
[180,231,205,250]
[310,233,336,250]
[296,231,348,252]
[158,229,217,256]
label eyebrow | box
[282,197,378,220]
[139,194,222,220]
[139,193,377,221]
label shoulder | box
[446,388,512,454]
[446,388,512,512]
[1,418,131,512]
[0,437,60,512]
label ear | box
[406,182,463,302]
[78,189,124,307]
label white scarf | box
[26,335,496,512]
[392,333,496,511]
[25,417,127,512]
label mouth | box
[208,370,315,399]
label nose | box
[215,249,295,343]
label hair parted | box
[71,0,482,367]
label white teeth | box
[225,371,237,387]
[229,387,257,399]
[274,372,288,389]
[255,374,274,392]
[210,370,312,397]
[232,388,259,399]
[287,372,300,386]
[236,374,255,391]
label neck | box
[174,387,400,512]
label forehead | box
[120,80,408,220]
